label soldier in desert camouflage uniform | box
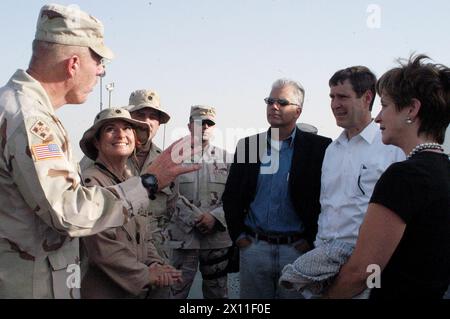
[0,4,196,299]
[79,108,181,299]
[126,89,177,263]
[80,89,177,264]
[166,106,233,299]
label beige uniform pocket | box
[178,173,195,201]
[207,164,228,206]
[48,240,80,299]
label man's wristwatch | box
[141,174,158,200]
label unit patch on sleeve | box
[32,144,64,161]
[30,120,53,141]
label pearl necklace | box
[407,143,444,160]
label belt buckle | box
[268,235,283,245]
[264,235,275,244]
[286,235,292,245]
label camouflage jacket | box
[81,162,163,299]
[165,145,232,250]
[129,142,177,262]
[0,70,149,299]
[79,142,177,262]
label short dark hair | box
[329,66,377,111]
[376,54,450,144]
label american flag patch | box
[32,144,64,161]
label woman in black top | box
[326,54,450,299]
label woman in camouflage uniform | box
[79,108,181,299]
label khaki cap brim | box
[191,115,216,125]
[127,104,171,125]
[35,31,115,60]
[90,43,114,60]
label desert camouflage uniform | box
[80,162,166,299]
[0,70,149,299]
[80,142,176,263]
[129,142,178,264]
[166,145,232,299]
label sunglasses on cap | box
[264,97,300,107]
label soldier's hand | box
[196,212,216,234]
[148,263,183,287]
[158,264,184,283]
[146,136,202,190]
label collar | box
[202,143,213,154]
[94,159,129,184]
[137,140,154,155]
[8,69,55,115]
[336,120,378,145]
[201,144,219,160]
[267,127,297,150]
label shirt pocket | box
[47,240,80,299]
[207,163,229,183]
[207,164,228,205]
[178,173,195,201]
[356,164,383,197]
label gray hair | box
[272,78,305,107]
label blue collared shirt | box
[245,128,304,234]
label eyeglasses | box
[190,119,216,127]
[264,97,300,107]
[99,58,110,78]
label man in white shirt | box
[316,66,404,248]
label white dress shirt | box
[315,121,405,246]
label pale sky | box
[1,0,449,159]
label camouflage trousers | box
[170,248,229,299]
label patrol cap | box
[35,3,114,60]
[80,108,150,160]
[190,105,216,125]
[127,89,171,124]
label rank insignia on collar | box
[30,120,53,141]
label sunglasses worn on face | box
[191,119,216,127]
[202,120,215,127]
[264,97,299,107]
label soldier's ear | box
[66,55,80,78]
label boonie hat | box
[80,108,150,160]
[128,89,171,124]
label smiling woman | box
[94,120,136,170]
[79,107,183,299]
[79,107,149,167]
